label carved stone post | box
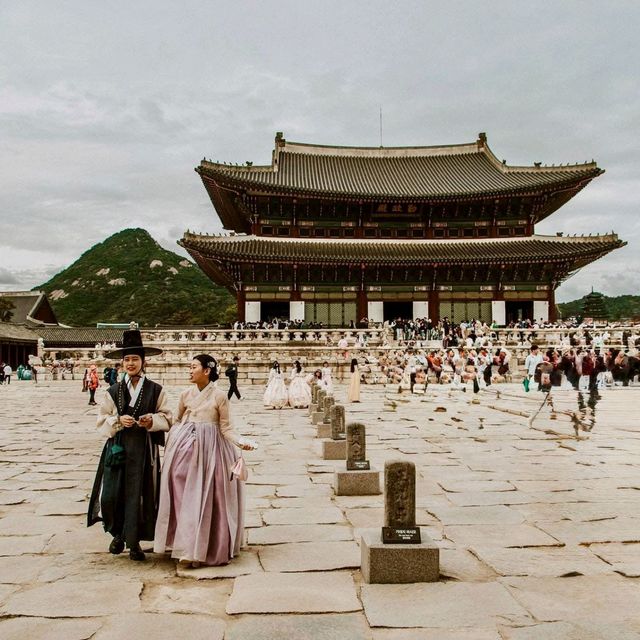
[360,459,439,583]
[383,461,416,530]
[334,422,379,496]
[330,404,345,440]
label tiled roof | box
[180,233,624,266]
[0,291,46,323]
[0,323,39,342]
[198,133,601,200]
[36,327,125,348]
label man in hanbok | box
[87,330,171,561]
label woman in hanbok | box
[154,355,255,567]
[321,361,333,393]
[288,360,312,408]
[348,358,360,402]
[263,361,289,408]
[88,330,171,562]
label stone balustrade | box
[137,327,387,346]
[39,325,639,385]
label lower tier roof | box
[180,233,624,267]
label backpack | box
[103,367,111,383]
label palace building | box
[180,132,624,325]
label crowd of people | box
[361,341,640,395]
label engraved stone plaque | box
[346,422,370,470]
[323,396,335,423]
[382,460,418,543]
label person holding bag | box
[154,354,256,567]
[87,330,171,561]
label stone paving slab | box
[261,506,345,525]
[0,579,143,617]
[502,575,640,626]
[470,544,611,577]
[177,550,262,579]
[258,540,360,572]
[141,580,231,615]
[498,620,640,640]
[225,613,372,640]
[248,523,354,545]
[439,548,497,581]
[97,614,226,639]
[0,617,102,640]
[0,555,56,583]
[428,505,525,525]
[361,582,531,628]
[443,524,562,548]
[589,542,640,577]
[226,572,361,614]
[447,491,534,507]
[0,534,50,555]
[371,629,501,640]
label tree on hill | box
[558,293,640,321]
[37,228,235,326]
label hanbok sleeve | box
[174,390,188,425]
[148,388,172,432]
[97,392,119,439]
[216,389,241,447]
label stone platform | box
[0,379,639,638]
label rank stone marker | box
[323,396,335,424]
[321,404,347,459]
[360,460,439,583]
[330,404,346,440]
[312,390,327,425]
[309,383,319,416]
[315,395,335,434]
[334,422,380,496]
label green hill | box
[37,228,235,326]
[558,294,640,321]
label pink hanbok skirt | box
[154,421,244,565]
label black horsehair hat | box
[105,330,162,360]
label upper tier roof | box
[197,132,602,200]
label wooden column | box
[429,290,440,323]
[357,264,367,319]
[237,290,246,322]
[548,288,557,322]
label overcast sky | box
[1,1,638,301]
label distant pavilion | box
[181,132,624,325]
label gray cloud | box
[0,0,638,300]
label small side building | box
[0,291,58,325]
[0,323,39,367]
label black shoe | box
[109,536,124,555]
[129,545,146,561]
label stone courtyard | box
[0,378,639,639]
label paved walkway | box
[0,380,639,639]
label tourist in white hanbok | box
[288,360,311,408]
[263,362,289,409]
[321,362,333,393]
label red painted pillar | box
[237,290,245,322]
[548,289,557,322]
